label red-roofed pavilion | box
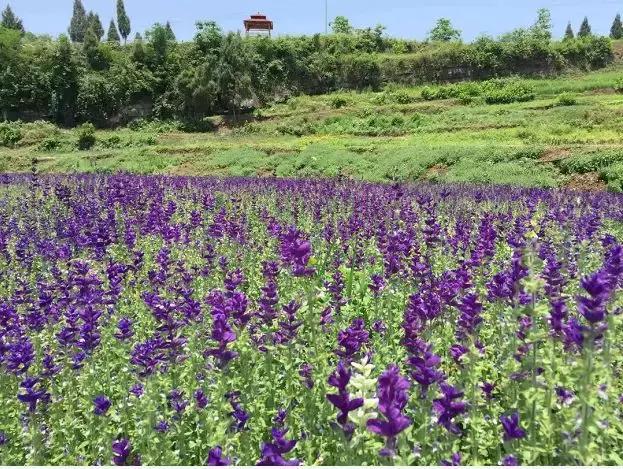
[244,13,273,37]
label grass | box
[2,62,623,189]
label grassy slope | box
[2,55,623,190]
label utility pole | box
[325,0,328,34]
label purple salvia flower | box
[93,395,112,416]
[207,446,231,466]
[500,412,526,441]
[367,364,412,457]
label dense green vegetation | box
[2,3,623,191]
[1,62,623,190]
[0,4,617,127]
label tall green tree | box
[146,23,172,65]
[87,12,104,41]
[564,22,575,40]
[165,21,176,41]
[611,14,623,40]
[107,20,121,44]
[1,5,24,33]
[331,16,353,35]
[578,17,592,38]
[531,8,552,41]
[428,18,461,42]
[0,27,22,118]
[212,33,253,120]
[84,25,108,69]
[68,0,87,42]
[132,32,146,63]
[194,21,223,55]
[50,35,79,125]
[116,0,131,43]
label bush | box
[101,135,123,148]
[556,92,577,106]
[482,79,535,104]
[329,96,349,109]
[615,78,623,94]
[0,122,22,147]
[76,123,96,150]
[38,137,62,151]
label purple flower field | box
[1,173,623,465]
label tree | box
[132,33,146,63]
[50,35,79,125]
[578,17,592,38]
[0,27,22,118]
[116,0,131,43]
[107,20,121,44]
[69,0,87,42]
[564,22,574,40]
[165,21,176,41]
[146,23,172,65]
[331,16,353,35]
[611,14,623,40]
[428,18,461,42]
[531,8,552,41]
[1,5,24,33]
[83,25,107,69]
[87,12,104,41]
[194,21,223,55]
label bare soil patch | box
[539,148,571,163]
[565,172,607,191]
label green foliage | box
[556,92,577,106]
[578,17,592,38]
[421,78,535,105]
[38,136,63,151]
[565,22,575,40]
[50,35,79,126]
[0,121,22,147]
[1,5,24,33]
[428,18,461,43]
[611,14,623,40]
[68,0,87,42]
[194,21,223,55]
[331,16,353,35]
[329,96,349,109]
[615,78,623,93]
[531,8,552,42]
[86,12,104,41]
[482,79,535,104]
[107,20,120,44]
[76,122,96,149]
[558,150,623,174]
[116,0,131,43]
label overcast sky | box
[4,0,622,40]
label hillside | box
[1,57,623,190]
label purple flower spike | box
[441,452,462,466]
[112,438,139,466]
[367,364,412,457]
[326,362,364,431]
[207,446,231,466]
[502,454,519,466]
[93,395,112,416]
[500,412,526,441]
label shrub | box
[329,96,349,109]
[38,137,62,151]
[482,79,535,104]
[101,135,123,148]
[615,78,623,94]
[556,92,578,106]
[0,122,22,148]
[76,123,96,150]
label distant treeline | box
[0,4,616,127]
